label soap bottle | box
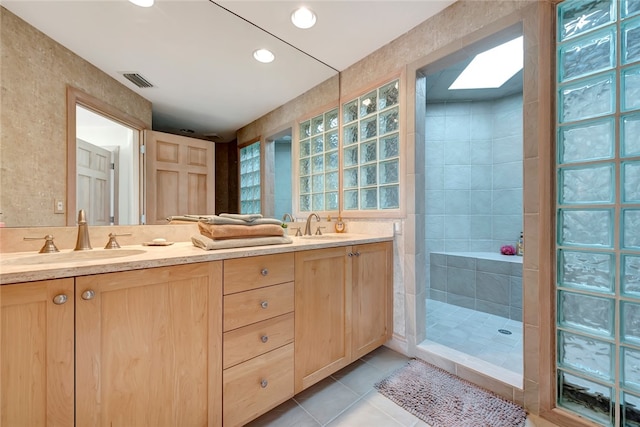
[516,232,524,256]
[335,216,345,233]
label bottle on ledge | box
[516,232,524,256]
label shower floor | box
[425,299,523,375]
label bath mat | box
[374,359,526,427]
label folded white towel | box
[219,213,263,222]
[191,234,293,250]
[200,215,282,226]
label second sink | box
[1,249,147,266]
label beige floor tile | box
[293,377,360,425]
[325,397,405,427]
[361,391,424,426]
[245,399,320,427]
[331,359,389,395]
[361,345,411,375]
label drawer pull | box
[81,290,96,300]
[261,268,268,276]
[260,379,268,389]
[260,335,269,343]
[53,294,68,305]
[260,301,269,309]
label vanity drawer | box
[223,282,294,331]
[223,343,294,427]
[223,253,294,295]
[223,312,294,369]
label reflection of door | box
[77,138,111,225]
[145,130,215,224]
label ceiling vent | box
[121,72,154,88]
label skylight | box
[449,36,523,90]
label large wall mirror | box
[0,1,338,228]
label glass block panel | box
[380,185,400,209]
[558,0,615,41]
[623,0,640,18]
[344,123,359,145]
[344,189,358,210]
[559,28,615,82]
[360,91,377,117]
[622,113,640,157]
[380,159,399,184]
[299,120,311,139]
[344,146,358,167]
[312,154,324,174]
[361,116,377,140]
[361,140,377,164]
[558,370,614,426]
[325,171,338,191]
[558,209,614,247]
[311,114,324,135]
[379,80,399,109]
[325,130,339,151]
[622,16,640,64]
[299,139,311,158]
[380,133,400,160]
[623,66,640,111]
[622,301,640,344]
[622,254,640,297]
[312,136,324,155]
[312,173,324,193]
[325,192,339,210]
[360,164,377,186]
[559,72,615,123]
[325,108,339,130]
[622,347,640,391]
[558,330,614,380]
[622,392,640,427]
[623,209,640,249]
[624,161,640,202]
[299,158,310,176]
[379,107,399,135]
[300,194,310,212]
[344,167,358,188]
[343,100,358,123]
[325,151,339,171]
[559,164,614,204]
[558,290,614,337]
[558,250,615,293]
[299,176,310,194]
[558,118,615,163]
[360,188,378,210]
[312,193,324,211]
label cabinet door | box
[75,262,222,427]
[1,279,74,427]
[294,247,351,393]
[351,242,393,359]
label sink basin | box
[297,234,350,240]
[1,249,147,266]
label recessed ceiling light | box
[449,36,523,90]
[128,0,154,7]
[291,7,317,29]
[253,49,275,64]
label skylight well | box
[449,36,523,90]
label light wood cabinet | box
[1,279,75,427]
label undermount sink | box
[297,234,350,240]
[1,249,147,266]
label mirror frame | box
[66,86,147,226]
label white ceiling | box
[3,0,455,142]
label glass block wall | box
[298,108,339,212]
[342,79,400,210]
[556,1,640,425]
[239,141,261,214]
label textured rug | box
[374,359,527,427]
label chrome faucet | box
[282,213,294,222]
[304,212,320,236]
[74,209,92,251]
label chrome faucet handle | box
[24,235,60,253]
[294,227,302,237]
[282,213,294,222]
[104,232,132,249]
[315,226,325,236]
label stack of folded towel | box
[189,213,292,250]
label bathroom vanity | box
[0,233,393,427]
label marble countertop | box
[0,233,393,285]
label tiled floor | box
[425,299,523,375]
[247,346,428,426]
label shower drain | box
[498,329,512,335]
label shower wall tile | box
[470,165,492,190]
[469,240,494,252]
[426,215,444,238]
[445,102,471,116]
[493,162,523,189]
[478,259,512,275]
[470,216,492,239]
[444,239,470,252]
[447,254,476,269]
[426,239,444,253]
[445,215,470,239]
[431,265,447,291]
[511,263,523,277]
[470,140,493,164]
[445,116,471,140]
[477,272,510,305]
[470,191,492,214]
[511,276,523,308]
[430,289,447,302]
[492,215,522,241]
[425,116,446,141]
[447,293,475,310]
[426,166,444,189]
[444,165,470,189]
[493,189,523,215]
[426,104,445,117]
[448,268,476,297]
[445,190,470,214]
[494,135,523,163]
[511,307,523,322]
[445,140,470,164]
[426,190,445,214]
[470,114,493,140]
[430,253,447,266]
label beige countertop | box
[0,233,393,285]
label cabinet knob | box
[81,290,96,300]
[53,294,68,305]
[261,268,268,276]
[348,252,353,257]
[261,335,269,343]
[354,251,361,257]
[260,301,269,309]
[260,379,268,389]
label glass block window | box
[342,79,400,210]
[556,1,640,425]
[298,108,339,212]
[239,141,261,214]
